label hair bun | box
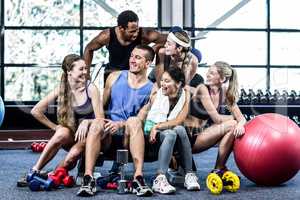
[170,26,183,33]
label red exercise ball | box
[234,113,300,186]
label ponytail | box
[57,72,76,132]
[57,54,81,132]
[226,68,239,106]
[214,61,239,107]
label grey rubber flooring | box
[0,148,299,200]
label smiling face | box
[129,48,149,74]
[205,65,223,86]
[164,39,178,56]
[121,21,139,42]
[160,71,180,96]
[67,59,88,83]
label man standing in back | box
[84,10,166,82]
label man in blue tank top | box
[77,45,155,197]
[84,10,166,83]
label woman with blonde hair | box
[25,54,104,180]
[190,61,246,176]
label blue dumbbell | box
[96,173,120,189]
[26,171,54,191]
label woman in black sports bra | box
[189,61,246,172]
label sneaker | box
[17,169,49,187]
[211,167,228,176]
[152,174,176,194]
[132,175,153,197]
[184,172,200,191]
[77,175,97,197]
[17,173,28,187]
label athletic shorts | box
[102,128,159,162]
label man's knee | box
[125,117,143,136]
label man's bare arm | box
[142,29,167,53]
[83,29,110,69]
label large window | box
[84,0,157,27]
[270,0,300,29]
[1,0,300,102]
[194,0,300,93]
[195,31,267,66]
[270,32,300,65]
[195,0,266,29]
[5,0,80,26]
[270,68,300,92]
[1,0,158,101]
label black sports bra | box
[189,85,225,120]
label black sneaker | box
[211,167,228,176]
[132,175,153,197]
[77,175,97,197]
[17,173,30,187]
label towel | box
[144,88,186,135]
[146,88,186,123]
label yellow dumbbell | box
[222,171,240,193]
[206,172,223,195]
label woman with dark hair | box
[140,66,200,194]
[27,54,104,178]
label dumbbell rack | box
[236,89,300,126]
[237,105,300,125]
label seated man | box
[76,44,155,197]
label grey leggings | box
[157,125,193,174]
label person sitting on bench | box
[189,61,246,175]
[19,54,104,187]
[76,45,155,197]
[138,66,200,194]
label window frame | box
[1,0,160,103]
[191,0,300,91]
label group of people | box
[22,10,246,197]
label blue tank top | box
[108,71,153,121]
[73,83,95,123]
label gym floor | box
[1,147,299,200]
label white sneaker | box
[184,172,200,191]
[152,174,176,194]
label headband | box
[167,32,190,48]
